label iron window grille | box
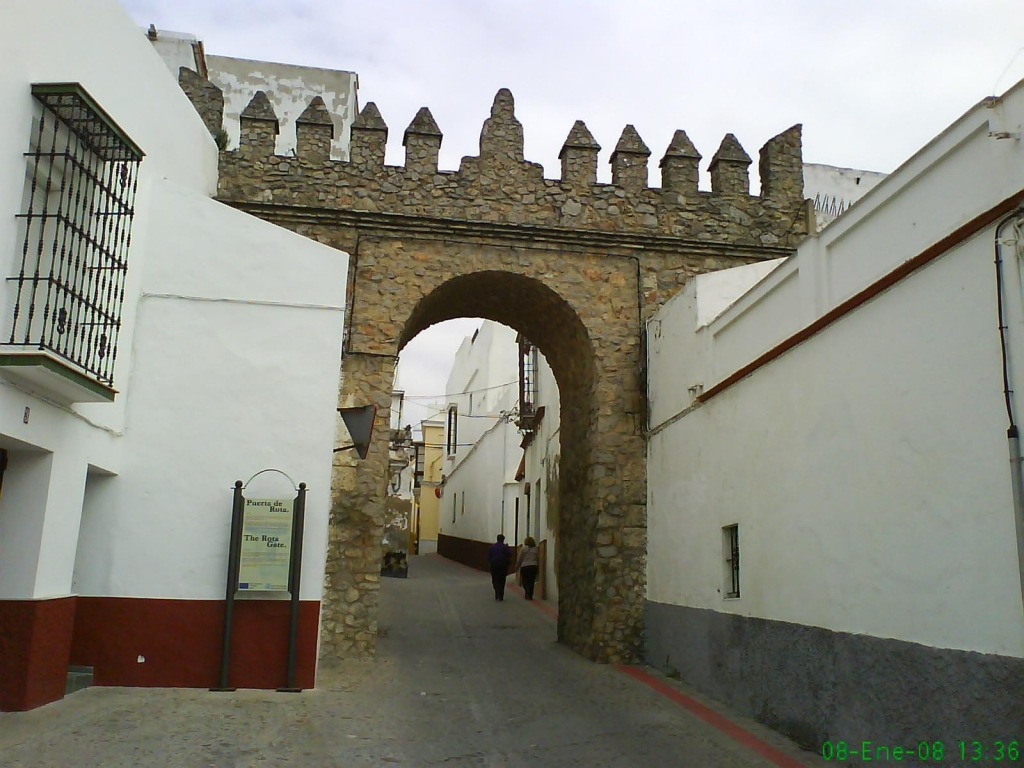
[724,524,740,598]
[518,335,538,413]
[4,83,143,388]
[517,335,540,433]
[446,405,458,455]
[413,443,425,488]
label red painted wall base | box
[70,597,320,691]
[0,596,77,711]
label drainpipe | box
[994,212,1024,617]
[501,414,506,536]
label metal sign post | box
[278,483,306,692]
[212,480,245,692]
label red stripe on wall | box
[70,597,320,690]
[618,666,811,768]
[0,596,77,711]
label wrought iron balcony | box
[1,83,143,402]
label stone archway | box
[329,245,647,664]
[205,82,809,665]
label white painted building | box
[646,79,1024,747]
[438,321,560,600]
[0,0,348,710]
[803,162,887,229]
[437,322,519,545]
[147,27,359,160]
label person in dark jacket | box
[487,534,512,601]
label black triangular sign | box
[339,405,377,459]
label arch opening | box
[397,272,600,653]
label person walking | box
[516,535,540,601]
[487,534,512,601]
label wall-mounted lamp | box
[335,404,377,459]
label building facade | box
[0,0,348,710]
[414,419,445,555]
[147,27,359,161]
[646,80,1024,747]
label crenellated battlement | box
[201,83,808,250]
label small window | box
[452,495,456,524]
[534,479,541,538]
[446,405,458,455]
[525,485,531,538]
[723,525,740,599]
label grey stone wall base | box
[645,600,1024,751]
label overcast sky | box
[123,0,1024,430]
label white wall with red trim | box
[0,0,346,607]
[646,79,1024,657]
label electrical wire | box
[400,380,517,400]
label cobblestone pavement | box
[0,556,831,767]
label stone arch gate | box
[205,83,809,664]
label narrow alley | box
[0,555,829,767]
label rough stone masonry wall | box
[204,81,809,665]
[323,352,395,657]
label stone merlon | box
[610,125,651,160]
[240,90,279,133]
[350,102,388,168]
[659,129,702,196]
[758,124,803,206]
[353,102,388,133]
[296,96,335,162]
[660,129,701,164]
[490,88,515,118]
[610,125,650,192]
[709,133,751,195]
[403,107,443,174]
[478,88,525,162]
[709,133,751,166]
[559,120,600,159]
[403,107,442,145]
[296,96,333,127]
[177,67,224,138]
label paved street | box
[0,555,829,767]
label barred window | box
[518,335,538,413]
[723,524,740,599]
[446,405,457,455]
[3,83,143,395]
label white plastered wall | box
[521,351,560,600]
[647,80,1024,658]
[207,55,357,161]
[71,183,346,601]
[0,0,346,603]
[440,419,519,545]
[0,0,218,600]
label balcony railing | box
[2,83,143,392]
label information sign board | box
[238,498,294,592]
